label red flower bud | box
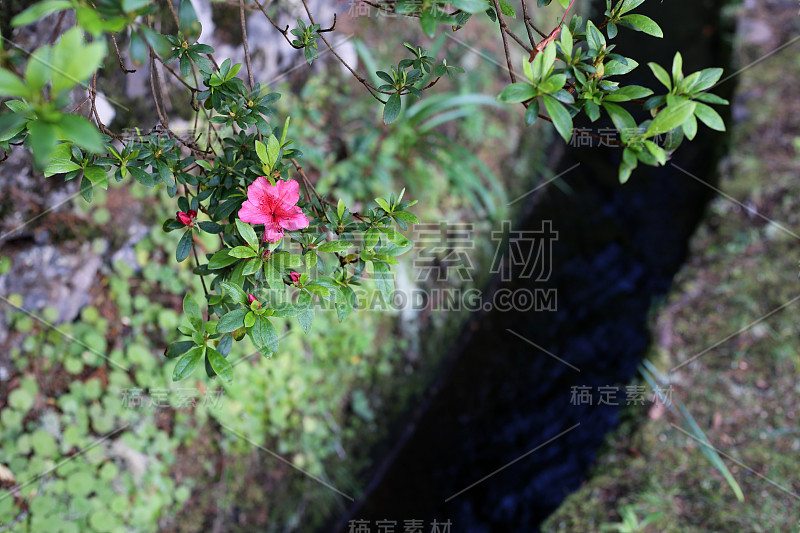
[290,271,301,284]
[177,210,197,226]
[248,294,260,308]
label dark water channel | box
[332,1,736,530]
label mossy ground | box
[543,3,800,532]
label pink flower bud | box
[248,294,260,308]
[289,271,301,284]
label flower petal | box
[238,200,268,225]
[270,178,301,206]
[277,206,310,231]
[262,217,284,242]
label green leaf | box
[220,281,248,306]
[172,346,203,381]
[43,158,80,177]
[228,246,257,258]
[364,227,380,250]
[80,173,93,201]
[604,85,653,102]
[372,261,394,303]
[604,57,638,77]
[619,162,635,184]
[165,340,195,359]
[542,94,573,142]
[384,92,402,125]
[646,101,696,137]
[525,99,540,126]
[11,0,72,26]
[27,120,58,168]
[585,20,606,52]
[208,249,239,269]
[693,92,728,105]
[242,257,262,276]
[178,0,202,41]
[57,114,105,154]
[560,25,573,58]
[617,0,645,16]
[76,7,104,37]
[216,308,248,333]
[419,8,436,38]
[621,14,662,38]
[265,134,280,170]
[379,227,409,246]
[687,67,723,93]
[606,20,617,39]
[244,310,255,328]
[497,82,537,103]
[183,293,202,325]
[498,0,516,17]
[139,26,173,58]
[176,230,193,262]
[644,140,667,166]
[264,262,283,289]
[392,211,419,224]
[671,52,684,85]
[51,28,106,94]
[693,102,725,131]
[250,316,279,353]
[206,347,233,384]
[235,219,259,249]
[648,62,672,91]
[449,0,486,13]
[129,29,148,67]
[375,197,391,212]
[0,69,28,98]
[297,292,314,333]
[602,102,636,134]
[682,113,697,140]
[540,74,566,94]
[317,240,354,253]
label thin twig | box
[491,0,516,82]
[191,236,210,297]
[504,26,533,54]
[239,0,255,91]
[111,35,136,73]
[519,0,535,45]
[48,11,66,44]
[299,0,386,103]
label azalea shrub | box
[0,0,728,381]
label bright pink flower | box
[248,294,260,308]
[289,271,301,284]
[238,178,309,243]
[176,210,197,226]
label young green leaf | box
[543,95,573,142]
[621,14,663,38]
[176,230,193,262]
[172,346,203,381]
[693,102,725,131]
[235,219,259,249]
[206,347,233,384]
[384,92,402,125]
[497,83,537,103]
[216,308,249,333]
[646,101,696,137]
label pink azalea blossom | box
[248,294,260,308]
[176,210,197,226]
[289,271,301,284]
[238,178,309,243]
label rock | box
[0,243,102,325]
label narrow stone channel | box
[331,0,736,531]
